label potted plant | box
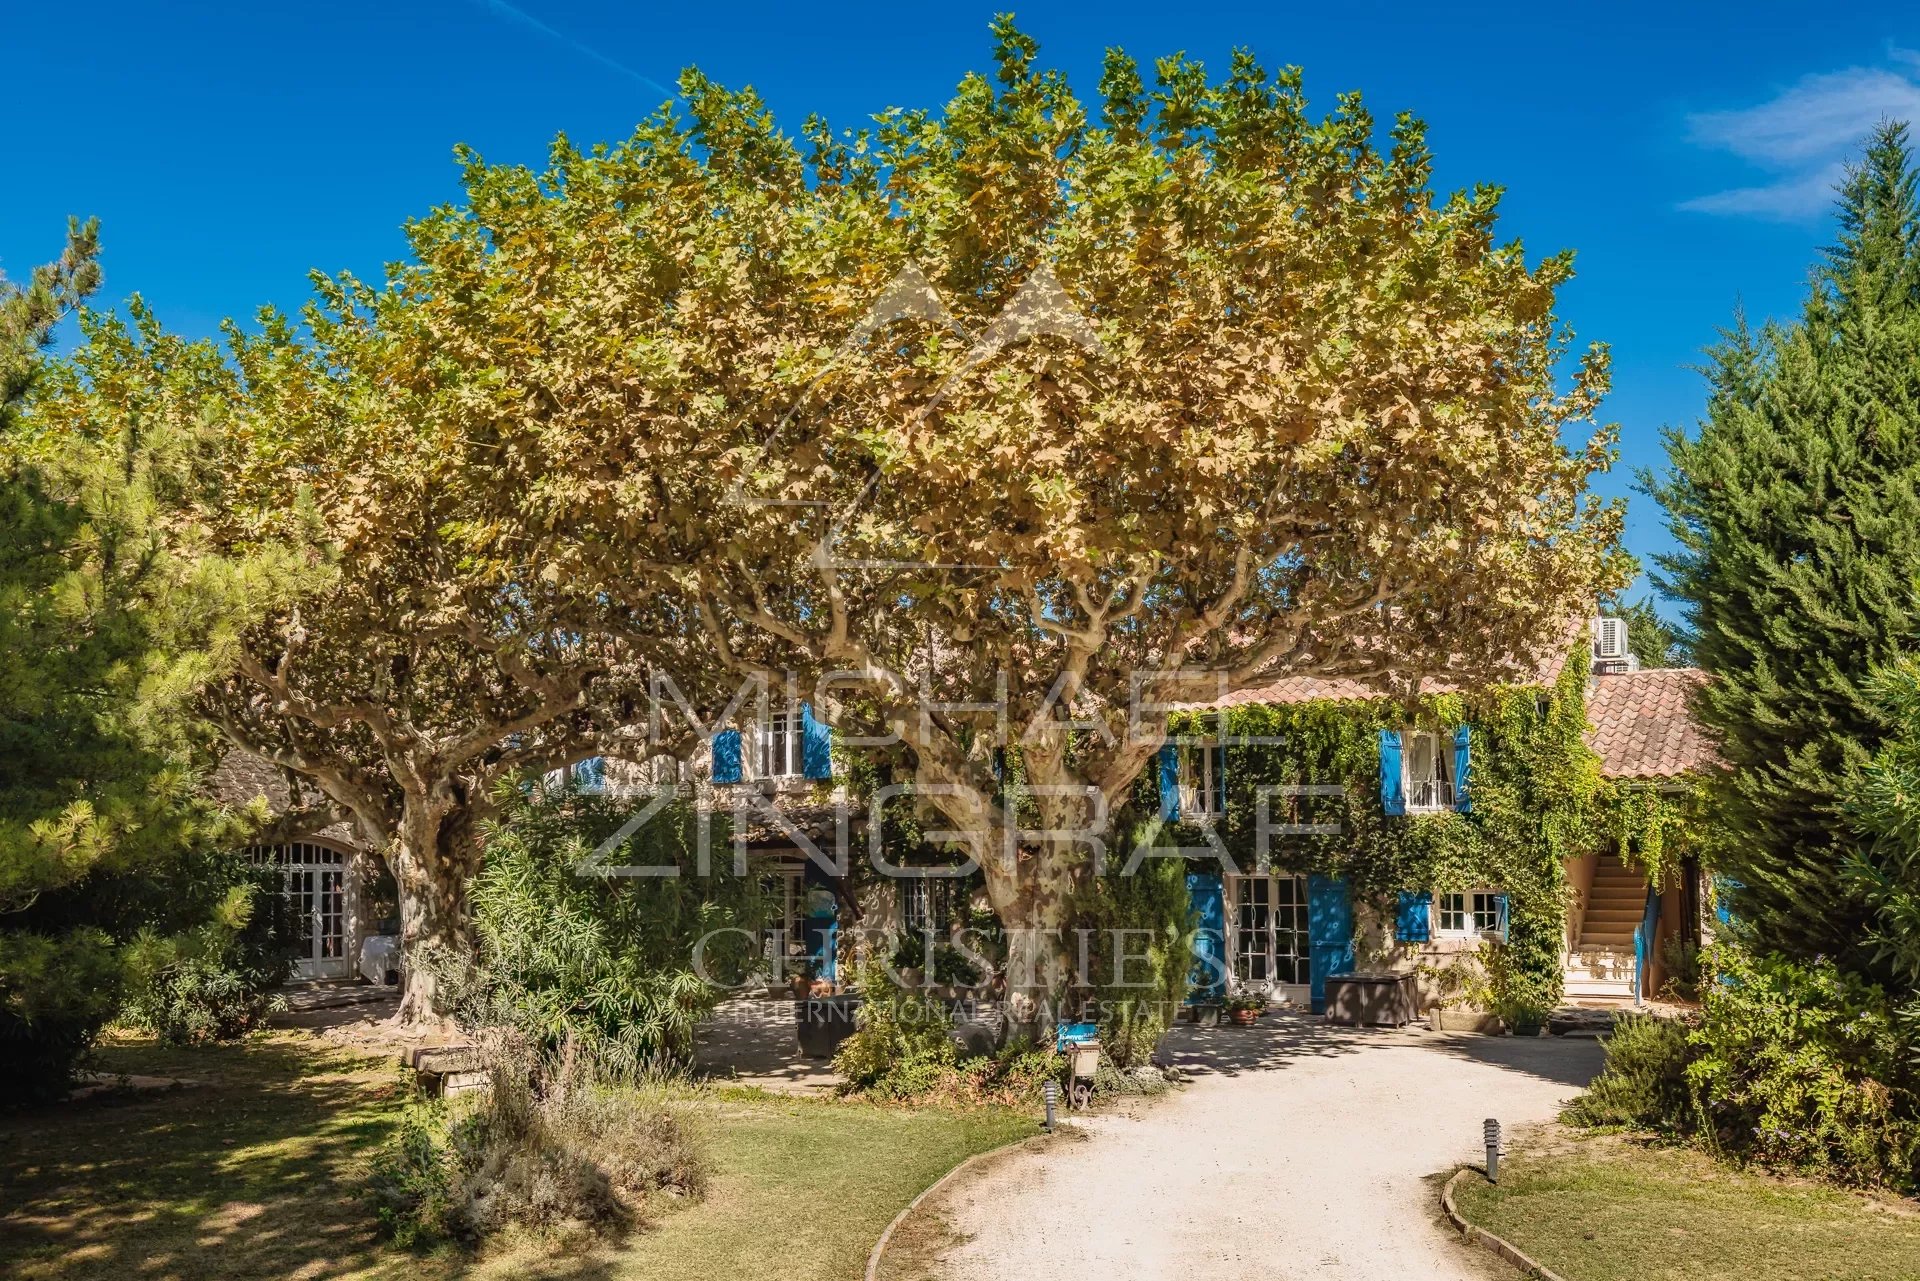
[1226,993,1268,1026]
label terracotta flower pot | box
[1230,1008,1260,1026]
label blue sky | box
[5,2,1919,607]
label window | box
[1403,730,1454,813]
[1178,740,1222,818]
[1437,890,1501,936]
[1232,873,1310,987]
[899,876,968,936]
[758,869,806,969]
[760,710,802,779]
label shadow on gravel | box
[1421,1031,1606,1090]
[1160,1009,1607,1091]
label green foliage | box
[1845,657,1920,996]
[1565,1013,1696,1131]
[1076,827,1192,1068]
[1689,947,1919,1191]
[832,963,962,1097]
[2,225,264,1100]
[1650,121,1920,976]
[1600,592,1688,668]
[1599,777,1710,887]
[122,871,294,1044]
[1155,650,1600,1009]
[366,1034,705,1249]
[432,788,765,1074]
[833,962,1068,1104]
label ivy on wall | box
[1153,653,1606,1008]
[839,649,1714,1013]
[1600,775,1711,886]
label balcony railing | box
[1407,778,1454,812]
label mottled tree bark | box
[391,793,482,1024]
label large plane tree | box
[249,22,1627,1030]
[35,290,730,1022]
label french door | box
[250,842,351,980]
[1232,873,1312,989]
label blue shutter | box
[1493,891,1511,943]
[1394,890,1432,943]
[1307,874,1355,1012]
[1158,743,1181,822]
[1452,726,1472,813]
[1713,875,1741,927]
[574,756,606,793]
[801,703,833,780]
[1378,730,1406,816]
[1186,873,1226,1003]
[712,729,742,783]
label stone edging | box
[1441,1166,1572,1281]
[865,1130,1048,1281]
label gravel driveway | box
[916,1011,1604,1281]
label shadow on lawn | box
[0,1037,420,1281]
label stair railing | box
[1632,882,1661,1008]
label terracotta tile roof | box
[1583,667,1716,781]
[1187,639,1575,709]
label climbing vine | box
[1152,652,1606,1010]
[1598,776,1711,886]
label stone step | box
[1564,976,1635,996]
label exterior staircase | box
[1564,855,1644,1001]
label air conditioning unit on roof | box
[1591,616,1638,674]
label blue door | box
[1187,872,1227,1003]
[1307,873,1354,1013]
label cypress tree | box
[1652,122,1920,976]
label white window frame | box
[758,708,803,780]
[1178,739,1222,819]
[1230,872,1311,988]
[1401,729,1455,814]
[759,867,805,968]
[1436,889,1501,937]
[247,840,356,981]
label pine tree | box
[1,226,251,1100]
[1652,122,1920,976]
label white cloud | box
[1681,61,1920,222]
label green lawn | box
[1451,1130,1920,1281]
[0,1031,1036,1281]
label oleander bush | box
[1687,947,1918,1191]
[123,870,295,1045]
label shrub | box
[1075,829,1192,1069]
[833,965,1086,1105]
[123,873,294,1045]
[368,1033,704,1248]
[1660,935,1703,1003]
[833,965,961,1097]
[1565,1013,1695,1131]
[1688,947,1919,1191]
[436,789,765,1074]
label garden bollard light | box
[1484,1117,1502,1183]
[1043,1079,1058,1132]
